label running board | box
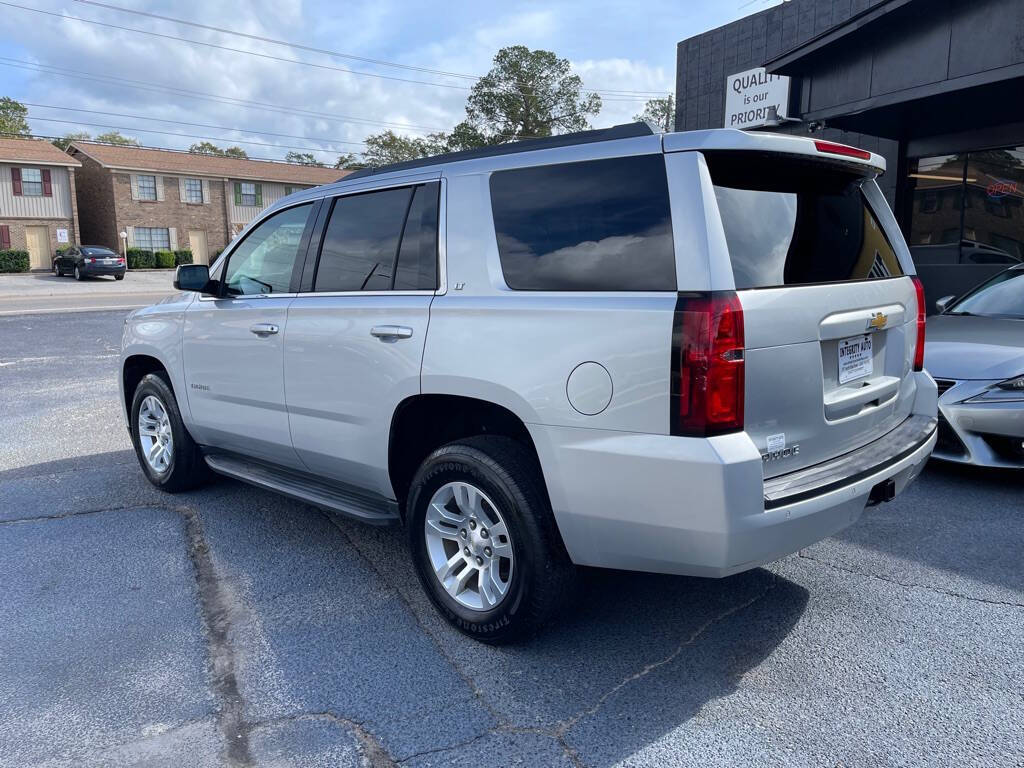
[204,453,400,525]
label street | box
[0,272,176,316]
[1,309,1022,768]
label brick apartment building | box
[0,137,81,270]
[68,143,344,264]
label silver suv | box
[120,124,938,642]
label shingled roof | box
[0,137,81,167]
[69,142,344,185]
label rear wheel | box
[114,274,124,281]
[407,436,576,644]
[130,372,207,492]
[74,265,83,281]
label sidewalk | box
[0,271,178,315]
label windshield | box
[947,267,1024,318]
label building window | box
[137,175,157,201]
[241,182,258,206]
[21,168,43,196]
[907,148,1024,265]
[134,227,170,251]
[184,178,203,203]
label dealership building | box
[675,0,1024,308]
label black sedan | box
[53,246,126,281]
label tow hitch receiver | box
[867,477,896,506]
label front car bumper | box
[933,379,1024,468]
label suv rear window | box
[706,152,903,289]
[490,154,675,291]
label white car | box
[120,124,937,642]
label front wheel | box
[407,436,576,644]
[74,265,84,281]
[53,261,61,277]
[130,372,207,492]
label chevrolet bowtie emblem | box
[867,312,888,331]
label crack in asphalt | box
[0,503,140,525]
[797,551,1024,608]
[180,504,255,768]
[248,712,396,768]
[319,506,781,768]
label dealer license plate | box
[838,334,873,384]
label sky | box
[0,0,781,165]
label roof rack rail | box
[339,122,657,181]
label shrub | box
[173,249,193,266]
[55,246,72,257]
[0,250,30,273]
[155,250,176,269]
[126,248,155,269]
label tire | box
[407,436,576,644]
[115,274,125,281]
[74,265,84,281]
[53,261,61,277]
[129,372,208,492]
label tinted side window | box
[223,203,313,296]
[315,187,413,292]
[490,155,675,291]
[393,183,439,290]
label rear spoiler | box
[663,129,886,174]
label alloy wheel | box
[424,481,514,611]
[137,395,173,473]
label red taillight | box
[814,140,871,161]
[911,276,926,372]
[671,292,745,437]
[84,258,95,263]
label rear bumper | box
[80,263,126,275]
[529,385,937,578]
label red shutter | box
[0,225,10,249]
[42,169,52,197]
[11,168,21,196]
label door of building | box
[25,226,49,270]
[188,230,209,265]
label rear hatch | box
[703,148,919,478]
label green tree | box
[285,151,324,167]
[462,45,601,143]
[188,141,248,158]
[95,131,139,146]
[334,153,365,170]
[633,95,675,132]
[361,130,447,167]
[52,131,91,151]
[0,97,30,136]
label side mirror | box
[174,264,212,293]
[934,295,955,314]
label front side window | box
[490,155,675,291]
[184,178,203,203]
[21,167,43,196]
[222,203,313,296]
[133,227,170,251]
[137,175,157,201]
[708,152,903,289]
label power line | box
[25,115,348,157]
[1,2,652,103]
[74,0,672,98]
[22,102,367,147]
[0,58,444,134]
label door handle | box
[370,325,413,340]
[249,323,280,336]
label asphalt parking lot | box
[1,310,1022,768]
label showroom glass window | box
[906,147,1024,265]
